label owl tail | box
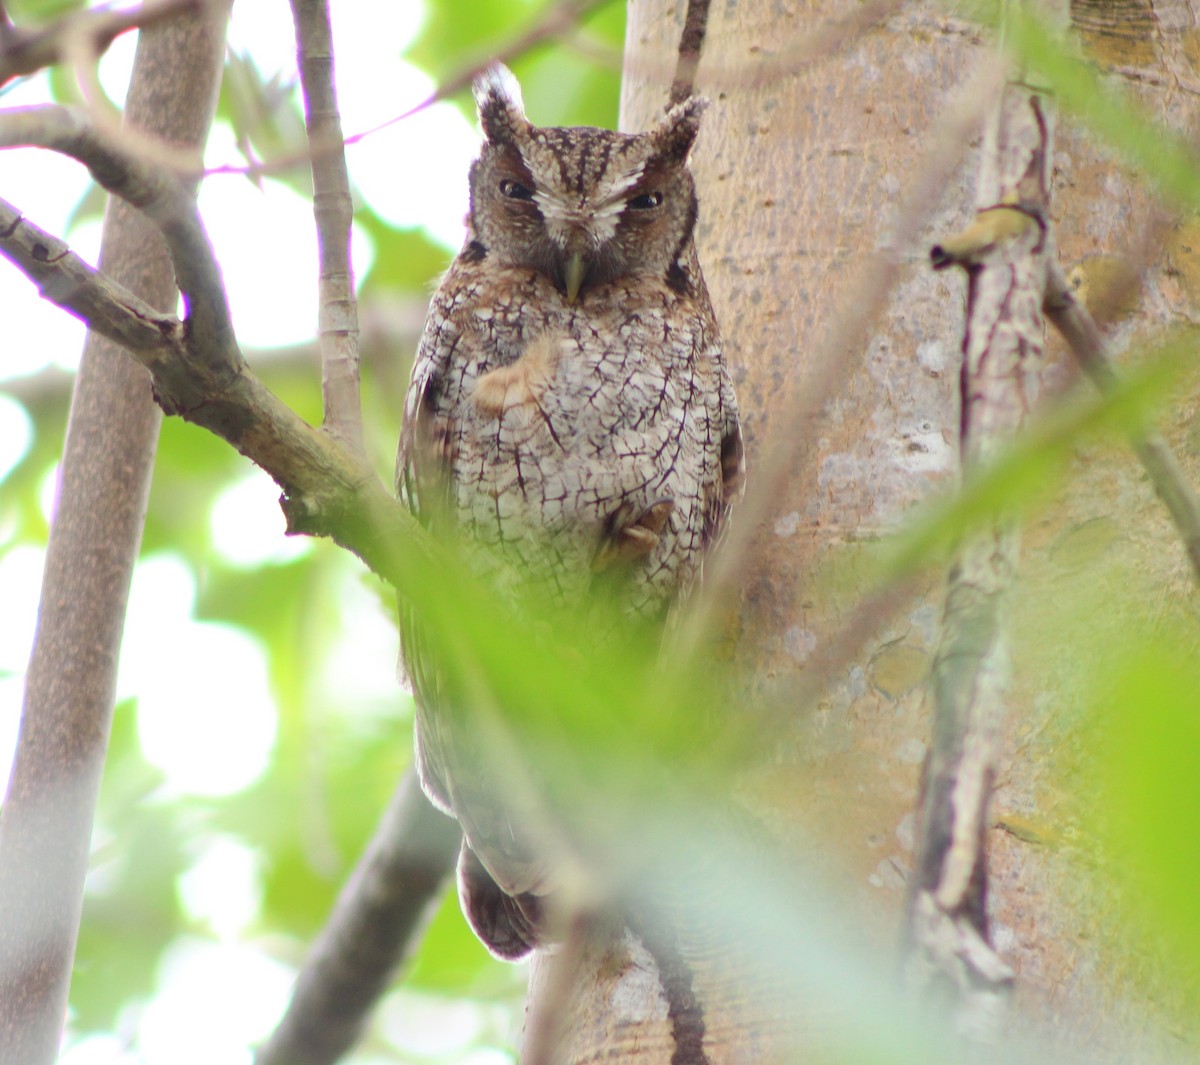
[457,840,545,960]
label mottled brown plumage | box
[396,65,742,959]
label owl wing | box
[703,359,745,557]
[396,280,560,959]
[395,295,454,525]
[395,291,460,815]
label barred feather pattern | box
[395,65,742,959]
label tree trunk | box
[0,8,227,1062]
[525,0,1200,1061]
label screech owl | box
[396,64,743,959]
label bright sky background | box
[0,2,499,1061]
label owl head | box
[465,64,706,303]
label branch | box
[290,0,363,449]
[0,297,428,414]
[1043,262,1200,585]
[0,0,203,86]
[0,8,227,1062]
[0,198,184,364]
[0,105,440,586]
[204,0,615,182]
[255,771,460,1065]
[667,0,710,107]
[903,80,1057,1035]
[0,104,235,363]
[0,198,437,572]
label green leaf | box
[1088,634,1200,1001]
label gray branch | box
[0,126,440,592]
[0,103,236,366]
[1043,262,1200,585]
[0,0,204,86]
[290,0,364,449]
[903,78,1055,1036]
[255,771,461,1065]
[0,197,184,364]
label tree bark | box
[526,0,1200,1061]
[0,7,227,1062]
[526,4,982,1061]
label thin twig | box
[0,0,202,86]
[205,0,615,182]
[376,0,613,129]
[1044,262,1200,585]
[0,297,429,413]
[667,0,710,108]
[289,0,363,449]
[0,197,184,367]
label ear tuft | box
[650,96,707,162]
[473,63,528,145]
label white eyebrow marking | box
[534,162,647,246]
[599,162,646,202]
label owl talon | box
[637,499,674,537]
[594,497,675,570]
[472,334,560,417]
[471,364,524,415]
[458,841,544,960]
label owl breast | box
[409,260,726,627]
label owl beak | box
[564,250,586,304]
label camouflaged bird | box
[396,64,743,959]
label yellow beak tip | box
[564,252,586,304]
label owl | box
[396,64,743,959]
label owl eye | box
[628,191,664,210]
[499,178,534,201]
